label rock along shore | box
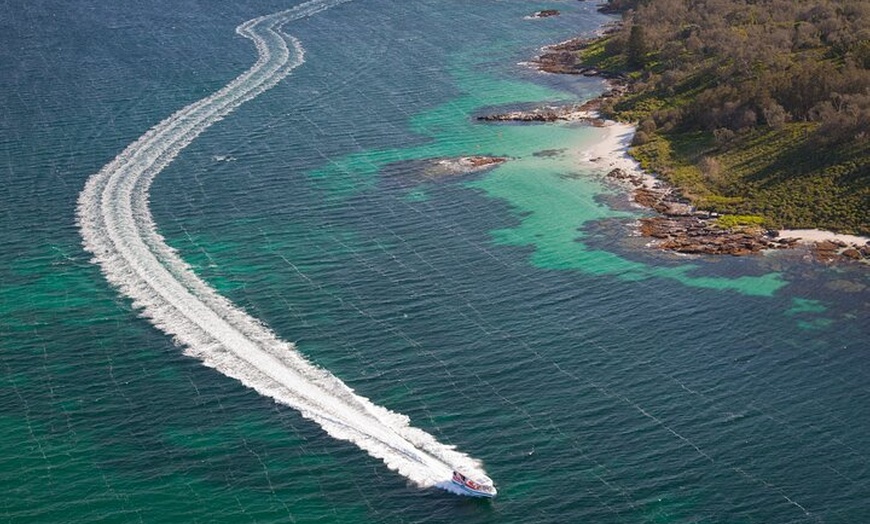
[606,168,801,256]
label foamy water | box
[76,0,491,494]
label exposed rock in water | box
[533,149,566,158]
[477,103,602,124]
[841,248,862,260]
[545,37,588,52]
[632,187,662,209]
[606,168,647,189]
[629,186,694,216]
[459,156,506,169]
[607,168,629,179]
[528,10,560,18]
[423,155,508,179]
[811,240,870,264]
[826,279,867,293]
[534,50,584,75]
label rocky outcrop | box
[606,167,645,187]
[639,216,797,256]
[532,37,627,81]
[423,156,508,179]
[605,168,797,256]
[534,51,585,75]
[455,156,506,169]
[528,10,560,18]
[615,169,869,261]
[631,188,694,216]
[533,38,589,75]
[477,103,604,125]
[811,240,870,263]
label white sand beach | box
[578,117,657,189]
[776,229,870,246]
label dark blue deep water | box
[1,1,868,522]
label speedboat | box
[451,470,497,498]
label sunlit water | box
[1,1,868,522]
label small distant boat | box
[451,470,497,498]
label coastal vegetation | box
[582,0,870,234]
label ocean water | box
[1,1,868,522]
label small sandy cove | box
[578,117,657,189]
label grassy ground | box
[577,35,870,235]
[625,125,869,234]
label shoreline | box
[587,120,870,246]
[576,116,657,190]
[521,10,869,262]
[575,113,870,259]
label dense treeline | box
[602,0,869,141]
[587,0,869,233]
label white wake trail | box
[77,0,491,492]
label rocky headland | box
[532,36,625,82]
[605,167,870,262]
[606,168,794,256]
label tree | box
[627,24,649,68]
[762,101,789,129]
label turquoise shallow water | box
[2,1,869,522]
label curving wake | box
[77,0,493,494]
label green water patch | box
[308,66,576,197]
[470,158,786,296]
[307,63,787,297]
[403,189,430,202]
[784,298,834,330]
[785,298,828,316]
[797,318,835,331]
[637,494,700,523]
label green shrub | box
[715,214,766,230]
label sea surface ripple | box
[76,0,488,494]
